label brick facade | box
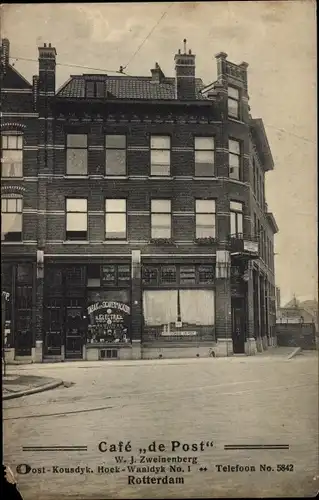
[1,38,278,362]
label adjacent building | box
[1,38,279,362]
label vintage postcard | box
[1,1,318,499]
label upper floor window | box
[66,198,87,240]
[105,135,126,176]
[151,199,171,239]
[230,201,243,238]
[1,133,23,177]
[66,134,88,176]
[105,199,127,239]
[1,195,23,241]
[228,86,240,119]
[229,139,241,180]
[150,136,170,176]
[85,81,106,98]
[195,199,216,238]
[194,136,215,177]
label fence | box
[275,322,317,350]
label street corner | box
[2,374,66,400]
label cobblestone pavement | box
[3,354,319,499]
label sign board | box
[87,301,130,343]
[244,240,259,254]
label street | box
[3,353,319,499]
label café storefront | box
[43,263,132,360]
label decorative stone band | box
[1,185,25,195]
[0,122,26,131]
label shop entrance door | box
[231,298,245,354]
[65,300,84,359]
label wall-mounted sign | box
[244,241,259,254]
[88,301,130,316]
[162,331,197,337]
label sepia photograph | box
[1,1,318,498]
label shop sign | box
[162,331,197,336]
[88,301,130,316]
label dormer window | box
[85,81,106,98]
[1,132,23,178]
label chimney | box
[151,62,165,84]
[38,42,57,94]
[1,38,10,72]
[174,39,196,100]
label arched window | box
[1,130,23,178]
[1,194,23,241]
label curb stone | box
[3,379,64,400]
[287,347,302,360]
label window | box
[1,196,23,241]
[253,157,257,194]
[105,135,126,175]
[161,266,177,284]
[105,199,126,239]
[85,81,105,98]
[150,136,170,176]
[151,200,171,239]
[1,133,23,177]
[66,198,87,240]
[195,199,216,238]
[228,86,240,118]
[194,137,215,176]
[230,201,243,238]
[66,134,87,176]
[229,139,241,180]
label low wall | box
[275,323,316,349]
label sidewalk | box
[2,373,64,400]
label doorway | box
[231,298,245,354]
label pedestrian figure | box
[2,465,24,500]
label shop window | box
[105,199,127,239]
[150,136,170,176]
[195,199,216,238]
[105,135,126,175]
[66,134,88,176]
[198,265,214,284]
[151,199,171,239]
[160,266,177,284]
[87,264,101,288]
[118,265,130,283]
[179,266,196,284]
[194,136,214,177]
[142,267,159,286]
[1,196,23,241]
[1,132,23,177]
[66,198,88,240]
[143,289,215,328]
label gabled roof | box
[56,74,207,101]
[250,118,274,172]
[1,64,32,89]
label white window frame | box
[151,199,171,239]
[228,86,240,119]
[194,136,215,177]
[150,136,171,176]
[105,199,127,240]
[1,133,23,178]
[1,196,23,241]
[195,199,216,239]
[66,134,88,176]
[66,198,88,240]
[229,139,241,180]
[230,201,243,238]
[105,135,127,176]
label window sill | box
[103,240,128,244]
[1,176,24,180]
[64,175,89,179]
[1,240,24,244]
[62,240,89,244]
[150,238,174,245]
[148,176,174,180]
[228,117,246,124]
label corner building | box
[1,39,278,362]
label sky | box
[1,1,317,306]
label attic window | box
[85,81,106,98]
